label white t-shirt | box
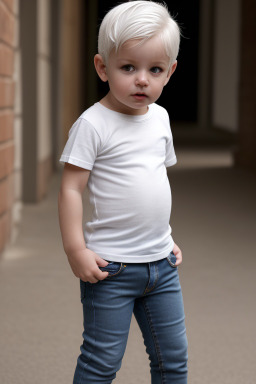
[60,102,177,263]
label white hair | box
[98,1,180,66]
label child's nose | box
[135,71,149,86]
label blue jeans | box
[73,253,188,383]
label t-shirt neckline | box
[95,102,154,122]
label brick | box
[0,78,15,108]
[0,174,13,215]
[0,2,15,46]
[0,42,14,76]
[0,142,14,179]
[2,0,15,13]
[0,110,14,141]
[0,211,11,254]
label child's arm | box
[58,163,109,283]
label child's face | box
[95,35,177,115]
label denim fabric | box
[73,253,188,384]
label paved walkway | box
[1,148,256,384]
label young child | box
[58,1,188,383]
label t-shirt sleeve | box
[59,118,101,170]
[165,136,177,167]
[164,124,177,167]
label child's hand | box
[172,243,183,266]
[67,248,109,283]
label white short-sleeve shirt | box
[60,102,177,263]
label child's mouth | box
[133,93,147,100]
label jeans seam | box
[106,262,123,278]
[167,254,178,268]
[144,262,159,295]
[142,298,166,384]
[99,263,124,280]
[78,284,96,384]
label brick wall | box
[0,0,16,253]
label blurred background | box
[0,0,256,383]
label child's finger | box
[96,256,109,268]
[175,258,182,266]
[174,251,182,266]
[96,270,109,281]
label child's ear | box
[164,61,177,86]
[94,54,108,82]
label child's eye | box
[121,65,135,72]
[150,67,163,74]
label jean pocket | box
[99,262,125,279]
[167,251,177,268]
